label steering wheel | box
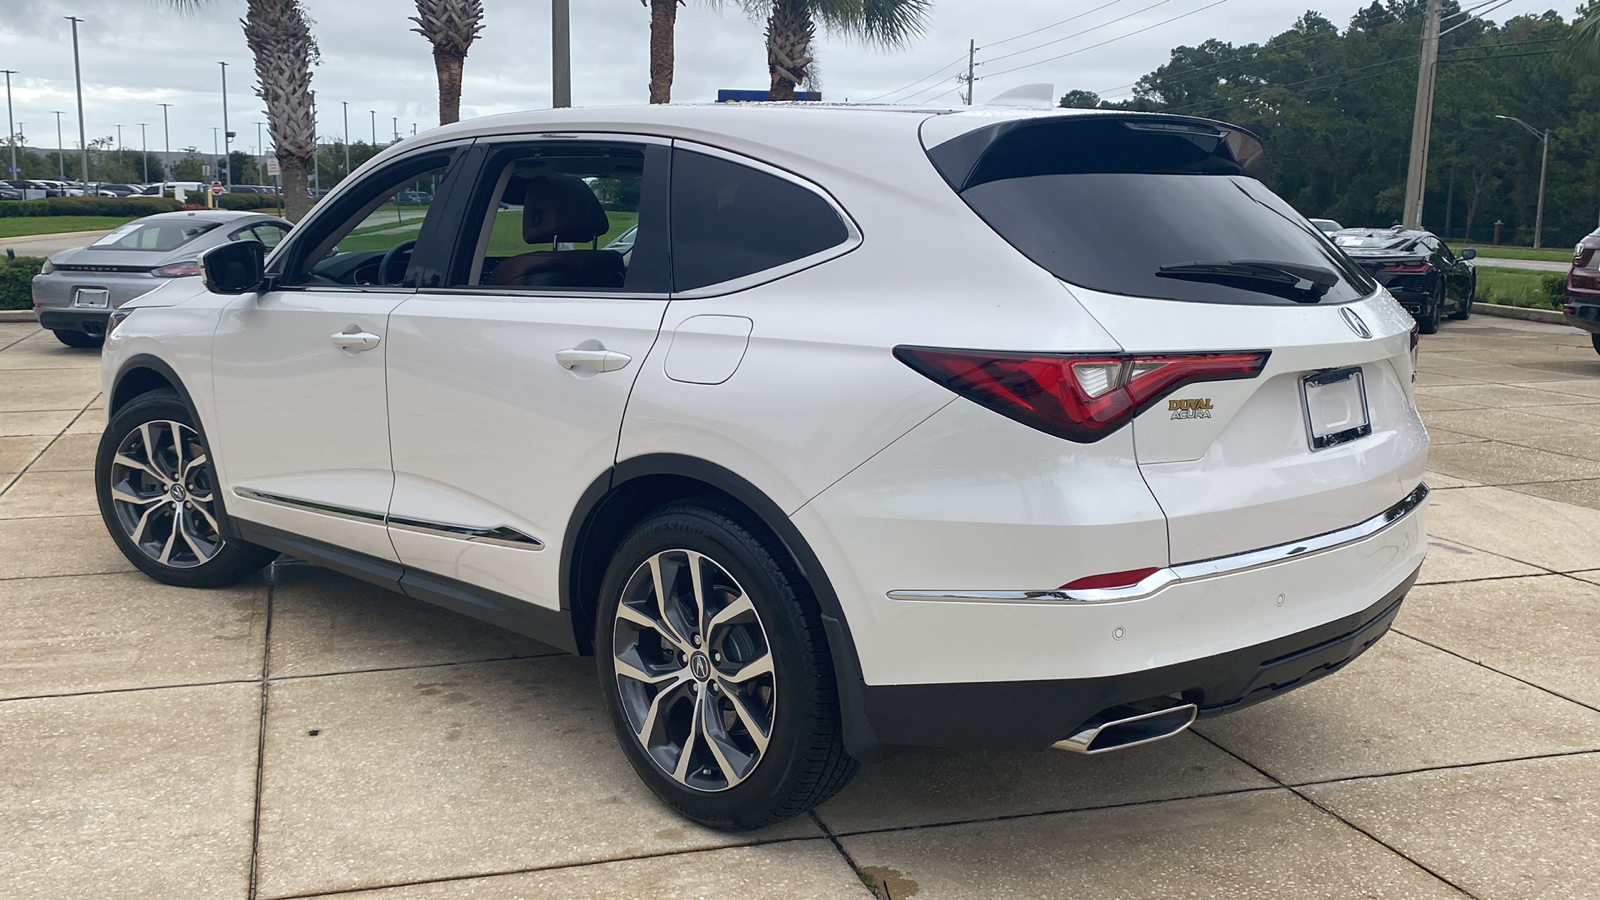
[378,240,417,286]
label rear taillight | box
[39,260,54,274]
[152,260,203,278]
[1577,244,1596,268]
[1381,262,1430,274]
[893,346,1271,443]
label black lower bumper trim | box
[858,565,1419,751]
[1564,301,1600,335]
[38,308,110,335]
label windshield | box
[928,116,1377,306]
[90,220,220,252]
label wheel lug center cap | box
[689,651,711,682]
[169,484,187,502]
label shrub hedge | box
[0,197,182,218]
[214,194,284,212]
[0,256,44,311]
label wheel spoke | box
[182,451,208,482]
[720,650,773,684]
[686,550,709,639]
[616,600,688,653]
[614,654,684,687]
[177,509,213,561]
[169,422,187,476]
[673,689,705,783]
[648,554,691,646]
[721,686,772,755]
[156,509,181,564]
[634,681,676,746]
[114,453,170,487]
[111,484,164,507]
[187,502,221,534]
[700,695,743,786]
[706,594,753,634]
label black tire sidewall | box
[53,329,102,349]
[95,390,274,588]
[595,503,835,830]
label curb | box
[0,310,38,324]
[1472,302,1569,326]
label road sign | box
[266,158,280,177]
[210,180,223,197]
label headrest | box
[521,174,610,244]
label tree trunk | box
[278,150,310,222]
[765,0,813,101]
[433,46,466,124]
[648,0,677,104]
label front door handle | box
[332,330,381,352]
[556,346,632,373]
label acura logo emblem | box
[689,652,711,681]
[1341,308,1372,339]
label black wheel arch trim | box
[562,452,886,760]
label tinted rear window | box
[928,117,1376,305]
[670,149,849,292]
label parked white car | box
[96,104,1428,829]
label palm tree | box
[1572,9,1600,68]
[645,0,684,103]
[410,0,485,125]
[744,0,932,101]
[167,0,318,222]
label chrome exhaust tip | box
[1052,699,1198,755]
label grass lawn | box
[1455,244,1574,263]
[1476,267,1565,309]
[485,208,638,256]
[0,216,137,238]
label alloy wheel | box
[611,549,777,792]
[107,419,224,568]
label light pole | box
[392,116,398,142]
[114,123,122,157]
[219,61,231,187]
[1495,115,1550,250]
[341,101,350,176]
[138,122,148,182]
[255,120,263,184]
[159,102,172,183]
[370,109,376,146]
[53,110,64,179]
[1,70,16,179]
[65,16,88,185]
[553,0,571,108]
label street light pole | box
[255,121,263,183]
[370,109,375,145]
[158,102,172,183]
[1495,115,1550,250]
[219,61,231,187]
[341,101,350,176]
[65,16,88,186]
[552,0,571,108]
[1,70,16,179]
[138,122,148,182]
[53,110,64,179]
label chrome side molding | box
[889,482,1429,605]
[232,487,544,551]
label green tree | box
[742,0,932,101]
[1058,89,1102,109]
[410,0,484,125]
[171,150,207,182]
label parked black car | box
[1330,228,1476,333]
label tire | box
[53,329,103,349]
[595,501,858,830]
[95,389,278,588]
[1449,278,1474,320]
[1592,333,1600,356]
[1418,284,1443,334]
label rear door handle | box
[332,331,381,351]
[555,347,632,373]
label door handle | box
[555,347,632,373]
[331,331,381,351]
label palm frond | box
[1571,11,1600,68]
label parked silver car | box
[33,210,290,347]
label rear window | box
[90,220,220,252]
[1334,233,1415,251]
[927,116,1376,305]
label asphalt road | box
[1,229,113,259]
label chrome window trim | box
[666,139,863,300]
[888,483,1429,606]
[232,488,543,551]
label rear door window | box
[669,149,850,292]
[926,116,1376,305]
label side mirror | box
[201,240,266,294]
[1460,248,1476,260]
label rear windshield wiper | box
[1156,260,1340,302]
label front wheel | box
[95,389,278,588]
[53,328,103,349]
[596,502,857,830]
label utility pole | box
[138,122,148,182]
[66,16,88,186]
[370,109,376,146]
[392,116,398,143]
[341,101,350,176]
[1,70,16,179]
[219,61,231,187]
[965,40,975,106]
[1495,116,1550,249]
[552,0,572,108]
[159,103,172,182]
[114,123,122,155]
[53,110,64,179]
[1401,0,1441,230]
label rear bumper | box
[37,307,110,336]
[1565,296,1600,335]
[860,566,1415,750]
[1387,289,1432,314]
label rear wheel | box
[1449,278,1474,320]
[1418,284,1444,334]
[53,329,102,349]
[95,389,278,588]
[596,501,857,830]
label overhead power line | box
[980,0,1178,67]
[860,53,969,103]
[982,0,1133,49]
[980,0,1232,81]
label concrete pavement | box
[2,315,1599,898]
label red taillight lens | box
[152,261,203,278]
[893,346,1270,443]
[1380,262,1430,274]
[1577,245,1596,268]
[1060,567,1161,591]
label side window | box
[251,223,289,248]
[278,153,454,288]
[670,149,850,292]
[448,141,667,293]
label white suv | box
[95,105,1428,829]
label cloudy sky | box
[0,0,1575,158]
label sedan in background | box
[1566,228,1600,354]
[32,210,291,347]
[1309,217,1343,234]
[1332,227,1475,333]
